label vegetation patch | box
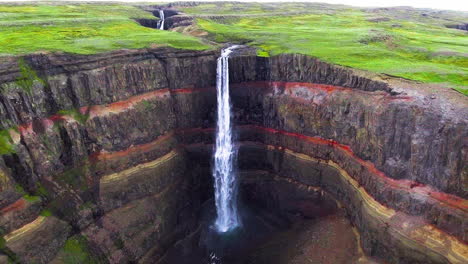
[0,235,18,263]
[0,129,14,155]
[14,184,41,203]
[78,201,94,211]
[39,208,52,217]
[34,182,49,198]
[0,4,209,55]
[14,58,46,95]
[114,237,125,250]
[135,99,155,112]
[191,4,467,94]
[56,161,91,193]
[56,235,98,264]
[58,108,91,125]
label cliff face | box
[0,48,466,264]
[0,48,218,263]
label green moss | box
[58,108,90,125]
[454,87,468,95]
[57,235,98,264]
[39,209,52,217]
[0,236,19,264]
[14,184,25,194]
[78,201,94,210]
[256,49,270,57]
[14,58,46,95]
[23,194,41,203]
[35,182,49,198]
[135,100,154,113]
[0,129,14,155]
[114,237,125,250]
[57,163,90,192]
[0,236,5,249]
[13,184,42,203]
[39,134,57,157]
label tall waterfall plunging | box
[213,46,241,233]
[158,10,165,30]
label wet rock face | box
[0,48,466,263]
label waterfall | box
[158,10,165,30]
[213,46,240,233]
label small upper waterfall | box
[213,45,240,233]
[158,10,165,30]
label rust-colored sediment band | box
[9,81,407,139]
[237,125,467,212]
[92,138,468,263]
[0,198,26,214]
[178,125,467,213]
[83,125,467,243]
[231,81,413,101]
[238,150,468,263]
[86,124,467,215]
[10,87,215,139]
[3,79,464,229]
[3,82,464,242]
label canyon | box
[0,46,466,263]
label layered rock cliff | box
[0,47,466,263]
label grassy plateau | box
[0,3,208,54]
[179,2,467,94]
[0,2,466,94]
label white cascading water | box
[213,46,240,233]
[158,10,165,30]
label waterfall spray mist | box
[213,46,240,233]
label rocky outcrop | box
[228,56,467,199]
[4,216,71,263]
[446,23,468,31]
[0,47,466,263]
[136,6,184,30]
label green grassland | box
[0,2,466,94]
[179,3,467,94]
[179,2,349,16]
[0,4,209,55]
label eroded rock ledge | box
[0,48,466,263]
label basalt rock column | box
[213,46,241,232]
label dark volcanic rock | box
[135,18,160,29]
[0,47,466,264]
[446,23,468,31]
